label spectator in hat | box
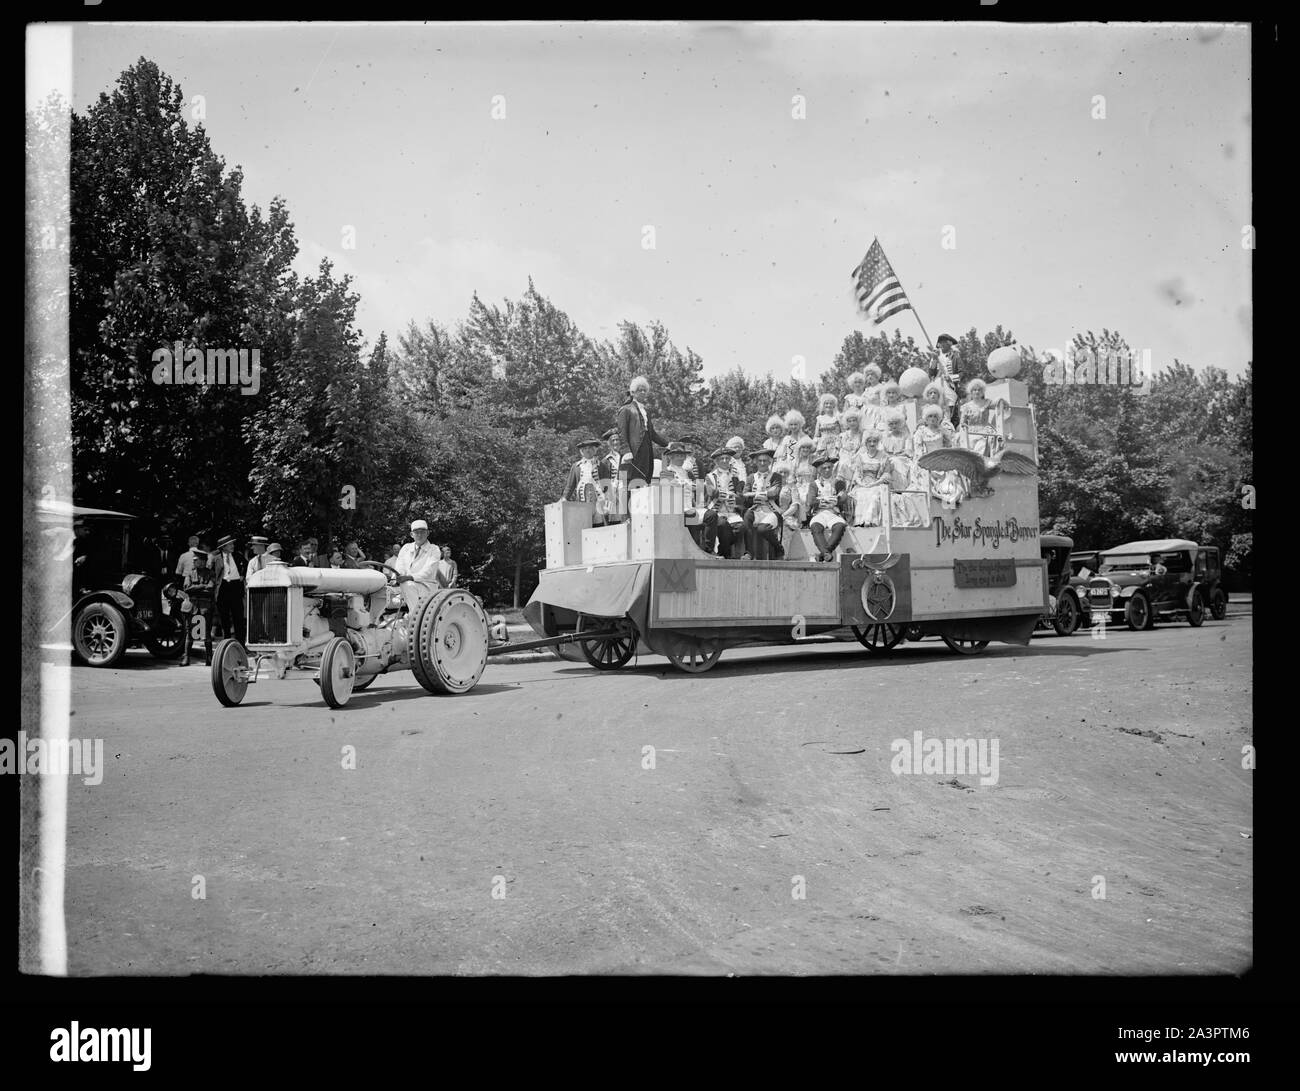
[264,542,285,564]
[615,374,669,487]
[394,519,441,611]
[245,535,271,577]
[211,534,246,647]
[183,549,216,664]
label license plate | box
[137,608,153,621]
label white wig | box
[765,414,785,433]
[864,364,883,381]
[784,409,805,428]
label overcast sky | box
[59,21,1251,380]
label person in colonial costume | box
[912,403,964,509]
[601,427,622,480]
[922,380,957,433]
[762,415,786,453]
[562,438,613,505]
[861,366,886,434]
[957,379,1006,457]
[813,413,842,465]
[843,371,868,414]
[814,392,839,432]
[880,379,904,412]
[881,409,926,526]
[703,447,746,557]
[836,405,865,482]
[662,441,713,548]
[849,429,892,527]
[806,455,849,562]
[778,461,813,533]
[725,436,748,481]
[742,448,784,560]
[616,375,669,486]
[793,435,817,480]
[676,434,706,482]
[774,409,808,466]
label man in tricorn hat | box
[743,447,784,560]
[662,441,713,549]
[703,446,746,558]
[563,437,613,507]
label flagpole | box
[885,244,935,353]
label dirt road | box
[61,606,1251,975]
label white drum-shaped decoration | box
[899,366,930,398]
[988,345,1023,379]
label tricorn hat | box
[577,437,602,449]
[664,441,690,455]
[600,427,618,441]
[709,446,734,461]
[813,454,838,468]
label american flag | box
[851,238,912,324]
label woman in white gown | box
[848,429,891,527]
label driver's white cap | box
[410,519,429,532]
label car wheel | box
[1210,588,1227,621]
[1125,592,1151,631]
[1187,590,1205,627]
[1052,592,1080,636]
[73,602,129,667]
[144,617,185,660]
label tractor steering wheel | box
[360,560,402,587]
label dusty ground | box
[60,602,1251,975]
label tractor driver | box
[394,519,442,612]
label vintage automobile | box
[1080,538,1220,630]
[1035,534,1082,636]
[38,499,184,667]
[210,561,510,708]
[524,367,1051,671]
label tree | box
[69,58,298,543]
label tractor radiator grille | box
[248,587,289,645]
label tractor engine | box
[247,565,396,671]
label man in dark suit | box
[290,538,316,567]
[211,534,247,648]
[615,375,669,487]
